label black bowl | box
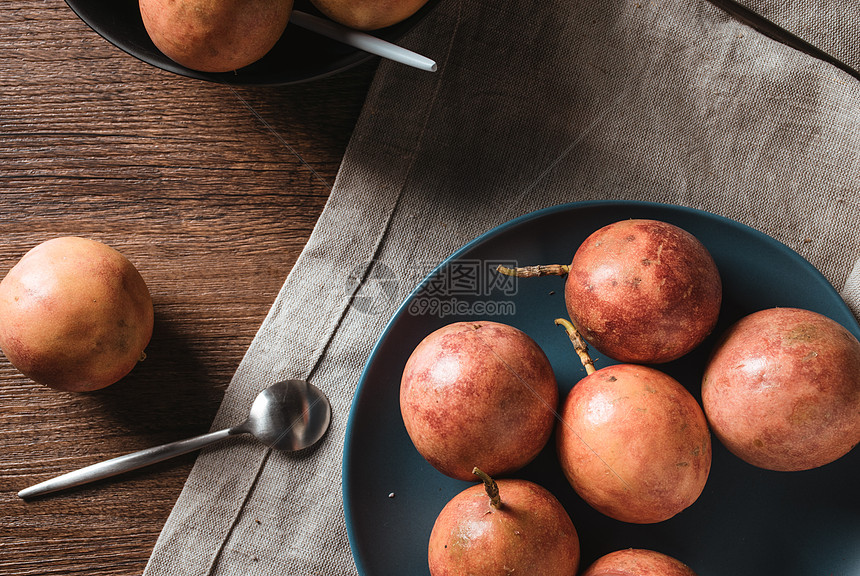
[64,0,439,85]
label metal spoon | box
[17,379,332,499]
[289,10,437,72]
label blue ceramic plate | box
[63,0,438,85]
[343,201,859,576]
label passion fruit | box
[0,237,154,392]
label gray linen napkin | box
[143,0,860,574]
[731,0,860,74]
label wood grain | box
[0,2,375,574]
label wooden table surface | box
[1,2,376,574]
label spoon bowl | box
[242,379,332,451]
[18,379,332,499]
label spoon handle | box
[17,427,235,499]
[290,10,437,72]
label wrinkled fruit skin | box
[400,321,558,481]
[565,219,721,364]
[582,548,698,576]
[702,307,860,471]
[556,364,711,523]
[429,479,580,576]
[0,237,154,392]
[310,0,431,30]
[139,0,293,73]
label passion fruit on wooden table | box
[0,237,154,392]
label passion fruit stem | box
[496,264,570,278]
[554,318,596,375]
[472,467,502,509]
